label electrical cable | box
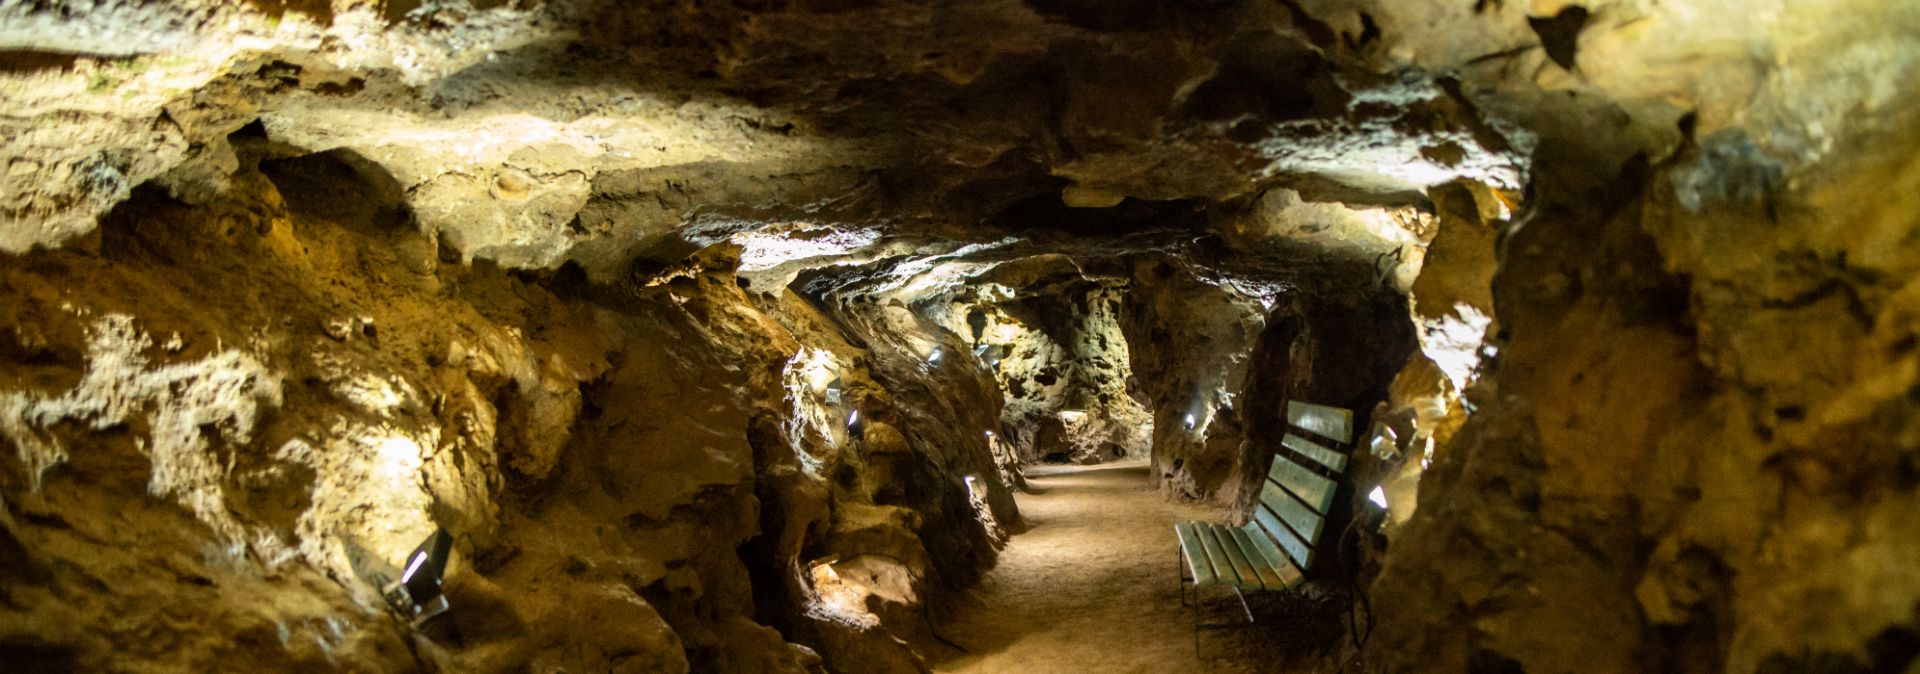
[1341,514,1376,668]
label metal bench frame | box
[1175,400,1353,657]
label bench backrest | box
[1243,401,1353,574]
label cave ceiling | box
[0,0,1535,292]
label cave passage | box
[3,2,1919,674]
[933,461,1292,674]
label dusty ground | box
[929,461,1349,674]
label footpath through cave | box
[928,461,1343,674]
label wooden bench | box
[1174,400,1354,656]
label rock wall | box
[924,278,1150,466]
[0,144,1017,672]
[1060,285,1155,463]
[1362,0,1920,672]
[1115,257,1267,501]
[6,1,1919,672]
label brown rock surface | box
[2,0,1918,672]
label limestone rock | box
[2,1,1918,672]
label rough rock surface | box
[2,0,1917,673]
[0,147,1017,672]
[1356,1,1920,673]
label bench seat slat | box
[1237,519,1303,588]
[1195,525,1243,587]
[1282,432,1347,473]
[1268,456,1338,514]
[1213,526,1270,589]
[1175,522,1218,587]
[1287,401,1353,443]
[1205,526,1260,589]
[1226,527,1287,589]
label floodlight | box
[381,528,453,625]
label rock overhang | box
[2,0,1525,293]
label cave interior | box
[1,1,1919,673]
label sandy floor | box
[927,461,1348,674]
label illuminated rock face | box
[0,167,1018,672]
[922,280,1151,466]
[3,0,1919,673]
[1328,0,1920,672]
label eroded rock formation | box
[1,0,1917,672]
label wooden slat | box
[1252,502,1313,570]
[1195,525,1243,587]
[1226,528,1286,589]
[1175,523,1217,587]
[1198,526,1259,587]
[1237,518,1285,567]
[1261,480,1326,545]
[1273,550,1304,587]
[1237,519,1303,587]
[1283,432,1347,473]
[1287,401,1353,443]
[1220,527,1273,589]
[1268,457,1338,514]
[1212,526,1267,589]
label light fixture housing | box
[381,528,453,626]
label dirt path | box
[928,461,1335,674]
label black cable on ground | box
[1341,516,1376,660]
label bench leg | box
[1231,586,1255,625]
[1191,584,1262,659]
